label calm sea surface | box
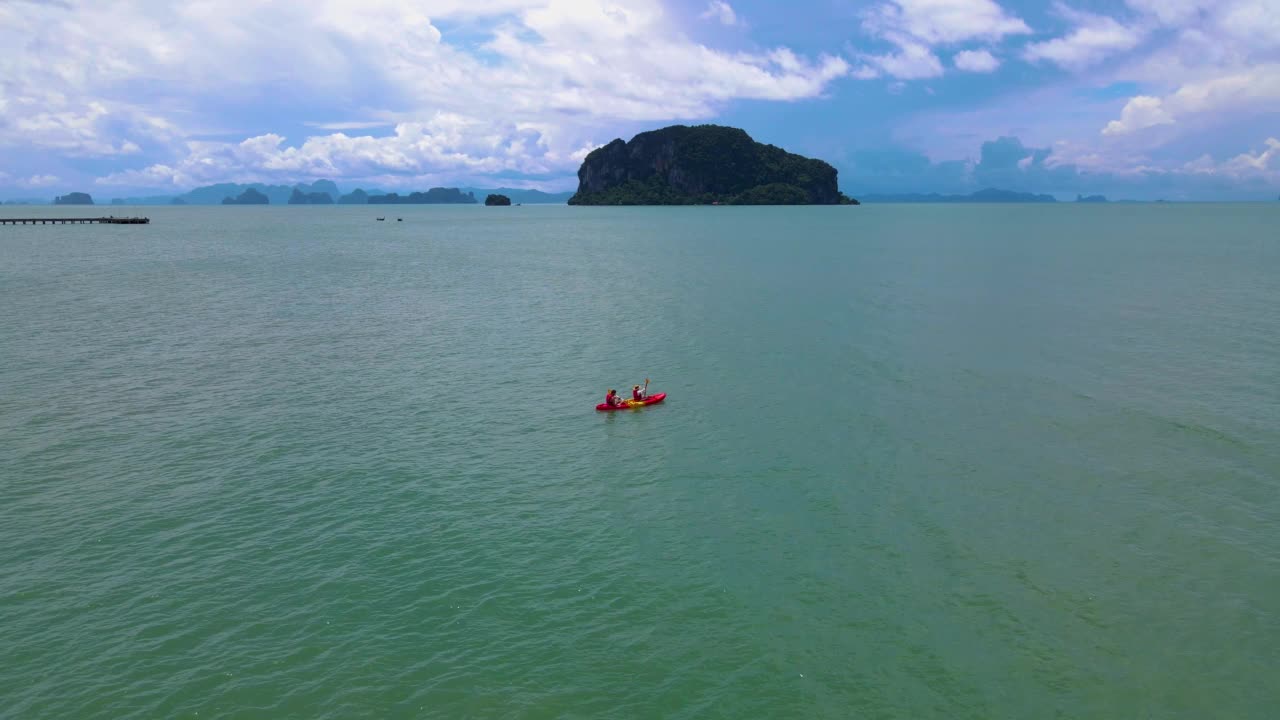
[2,204,1278,719]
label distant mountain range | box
[8,183,1172,206]
[103,180,575,206]
[858,188,1059,203]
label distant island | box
[54,192,94,205]
[465,188,573,205]
[222,188,269,205]
[1076,194,1108,203]
[568,125,858,205]
[200,181,338,206]
[485,194,511,206]
[289,188,334,204]
[99,180,573,206]
[368,188,476,204]
[858,188,1057,203]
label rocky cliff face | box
[568,125,851,205]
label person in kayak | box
[631,384,646,401]
[604,389,624,407]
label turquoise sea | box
[2,203,1278,718]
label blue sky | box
[1,0,1277,200]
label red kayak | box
[596,392,666,411]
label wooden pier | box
[0,216,150,225]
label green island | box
[485,193,512,206]
[54,192,95,205]
[568,125,858,206]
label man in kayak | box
[604,389,624,407]
[631,384,646,402]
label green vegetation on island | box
[54,192,94,205]
[485,194,512,206]
[568,125,857,206]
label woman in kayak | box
[604,389,624,407]
[631,384,646,401]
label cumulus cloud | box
[700,0,739,26]
[864,42,945,80]
[1102,64,1280,136]
[857,0,1028,79]
[1102,95,1174,135]
[1,0,848,190]
[1222,137,1280,174]
[863,0,1030,46]
[0,93,172,156]
[1022,4,1145,69]
[1097,1,1280,150]
[1124,0,1279,52]
[953,49,1000,72]
[1177,138,1280,185]
[98,114,600,189]
[1214,1,1280,52]
[859,0,1278,197]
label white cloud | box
[865,42,944,80]
[1,0,849,188]
[1170,65,1280,115]
[1125,0,1279,51]
[0,95,169,156]
[858,0,1026,79]
[1102,95,1173,135]
[953,49,1000,72]
[853,0,1279,196]
[863,0,1030,46]
[1177,138,1280,179]
[1022,5,1145,69]
[1223,137,1280,174]
[1102,64,1280,136]
[1214,2,1280,52]
[700,1,739,26]
[1180,153,1216,172]
[22,175,60,188]
[98,113,605,189]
